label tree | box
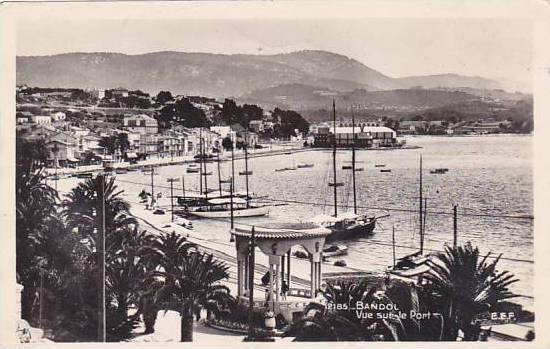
[156,91,174,105]
[285,278,443,341]
[423,243,518,341]
[220,99,242,126]
[241,104,263,128]
[99,133,130,158]
[286,279,392,341]
[152,232,232,342]
[272,108,310,138]
[221,136,233,151]
[106,229,156,340]
[157,98,210,129]
[16,139,60,321]
[63,175,137,248]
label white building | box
[31,115,52,125]
[51,111,66,121]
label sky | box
[16,18,532,84]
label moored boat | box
[322,244,348,257]
[186,163,200,173]
[187,197,270,218]
[297,163,314,168]
[307,101,380,241]
[310,213,376,242]
[430,168,449,174]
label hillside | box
[17,50,507,101]
[238,83,481,111]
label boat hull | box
[326,218,376,242]
[188,206,270,218]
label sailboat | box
[387,155,439,280]
[186,128,270,218]
[309,101,377,242]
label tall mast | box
[419,154,424,254]
[199,128,203,196]
[244,128,250,208]
[231,133,235,195]
[217,151,222,196]
[332,100,338,217]
[351,113,357,214]
[202,129,209,197]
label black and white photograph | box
[1,0,549,346]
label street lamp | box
[166,177,180,222]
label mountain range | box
[17,50,524,109]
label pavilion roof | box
[232,223,330,240]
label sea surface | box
[57,135,534,308]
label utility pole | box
[199,128,203,196]
[419,155,423,255]
[453,204,458,248]
[181,174,186,200]
[97,174,106,342]
[230,178,234,230]
[217,151,223,196]
[246,226,256,340]
[150,167,154,200]
[231,133,236,196]
[39,264,44,330]
[167,178,180,222]
[244,129,250,208]
[332,100,338,217]
[392,225,396,268]
[351,112,357,214]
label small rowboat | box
[380,169,392,173]
[375,164,386,168]
[297,163,314,168]
[430,168,449,174]
[323,244,348,257]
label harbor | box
[53,134,534,313]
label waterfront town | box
[14,83,535,344]
[16,85,530,169]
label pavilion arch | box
[232,223,331,319]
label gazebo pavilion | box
[232,222,331,321]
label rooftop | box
[232,222,330,240]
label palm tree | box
[106,230,155,323]
[286,279,384,341]
[152,234,232,342]
[423,242,518,341]
[16,138,60,321]
[286,278,434,341]
[63,175,137,249]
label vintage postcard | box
[1,0,549,347]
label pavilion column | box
[275,263,280,302]
[310,257,315,299]
[244,257,249,291]
[311,249,322,298]
[280,255,285,290]
[287,250,291,288]
[268,255,280,311]
[236,242,248,297]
